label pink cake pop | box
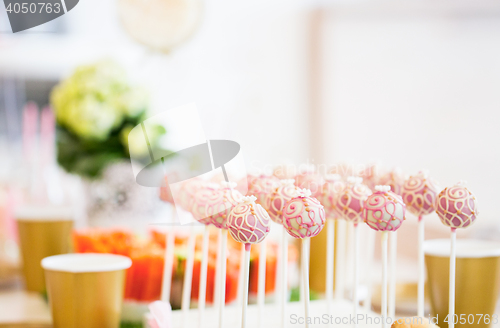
[379,168,405,196]
[401,171,440,217]
[264,179,300,224]
[436,183,478,229]
[208,181,244,229]
[294,166,323,197]
[364,185,406,231]
[247,174,280,205]
[320,174,346,220]
[335,177,372,226]
[361,163,382,191]
[191,183,223,225]
[283,189,326,239]
[227,196,271,249]
[176,178,208,211]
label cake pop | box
[364,186,406,232]
[379,168,405,196]
[264,179,300,224]
[335,177,371,225]
[203,182,243,328]
[263,179,299,328]
[227,196,271,328]
[282,188,326,239]
[294,166,323,198]
[401,171,439,317]
[320,174,345,315]
[320,174,345,219]
[435,182,478,328]
[336,177,370,324]
[190,183,223,224]
[247,174,280,206]
[401,172,439,217]
[282,188,325,328]
[176,178,207,211]
[364,185,406,328]
[208,181,244,229]
[227,196,271,249]
[362,163,382,191]
[436,183,478,229]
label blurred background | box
[1,0,500,325]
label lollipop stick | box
[388,231,397,319]
[219,230,228,328]
[353,224,359,328]
[198,226,210,328]
[363,228,376,311]
[326,218,335,319]
[302,238,311,328]
[275,229,283,307]
[161,229,175,302]
[335,220,346,299]
[282,227,288,328]
[417,216,425,317]
[258,239,267,327]
[346,223,354,292]
[214,229,222,308]
[237,243,246,305]
[242,245,251,328]
[381,232,388,328]
[182,226,196,327]
[449,229,457,328]
[299,250,304,304]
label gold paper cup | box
[16,206,74,293]
[42,253,132,328]
[425,239,500,328]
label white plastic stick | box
[242,245,251,328]
[335,220,346,299]
[346,223,354,291]
[161,229,175,302]
[199,226,210,328]
[388,231,398,319]
[326,218,335,319]
[353,224,359,328]
[449,229,457,328]
[282,227,288,328]
[182,226,196,327]
[363,228,376,311]
[275,228,283,307]
[214,229,222,308]
[302,238,311,328]
[237,243,246,305]
[381,232,388,328]
[417,217,425,317]
[299,244,305,304]
[258,238,267,327]
[219,230,228,328]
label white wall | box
[320,1,500,225]
[0,0,314,170]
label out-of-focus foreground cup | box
[425,239,500,328]
[16,205,74,293]
[42,253,132,328]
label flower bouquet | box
[50,60,165,179]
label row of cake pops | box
[160,165,478,328]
